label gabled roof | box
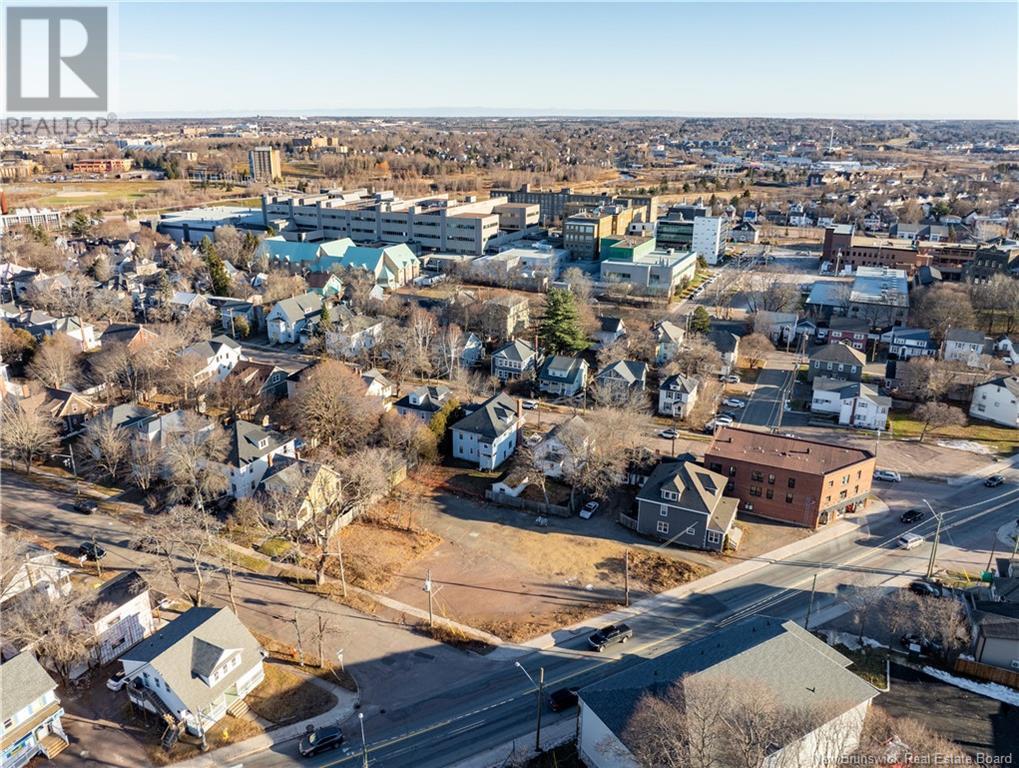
[596,360,647,385]
[706,329,740,355]
[653,320,685,344]
[227,420,292,466]
[100,323,159,347]
[598,316,625,334]
[660,373,698,394]
[395,384,451,414]
[183,334,241,361]
[103,402,158,431]
[945,328,987,346]
[269,292,323,324]
[811,342,866,366]
[120,607,261,714]
[452,392,518,439]
[978,375,1019,397]
[538,355,587,385]
[493,339,536,363]
[80,570,149,622]
[636,460,726,517]
[1,653,57,720]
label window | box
[749,485,762,497]
[766,488,774,499]
[751,470,763,482]
[660,506,669,517]
[709,462,722,472]
[657,521,669,535]
[839,490,848,500]
[786,493,794,503]
[788,477,795,488]
[728,466,736,477]
[767,474,775,485]
[707,531,723,545]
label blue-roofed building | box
[336,243,420,289]
[255,236,354,267]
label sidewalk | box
[447,718,576,768]
[171,666,358,768]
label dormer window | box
[257,437,269,449]
[661,489,678,502]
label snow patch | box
[934,439,992,455]
[922,666,1019,706]
[820,630,888,651]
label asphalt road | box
[238,471,1019,768]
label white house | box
[265,292,323,344]
[537,355,588,397]
[0,536,72,607]
[0,653,68,766]
[811,378,890,431]
[943,328,990,368]
[491,339,539,381]
[361,368,394,402]
[222,420,298,498]
[532,416,590,479]
[120,607,264,740]
[182,335,243,384]
[324,316,385,359]
[80,570,154,666]
[753,311,799,345]
[451,393,520,470]
[577,616,877,768]
[592,317,626,350]
[459,332,484,368]
[395,384,452,423]
[652,320,685,364]
[658,374,699,418]
[969,376,1019,429]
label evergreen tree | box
[539,288,588,355]
[690,306,712,333]
[70,211,93,238]
[204,242,231,296]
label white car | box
[106,671,127,691]
[659,428,678,439]
[874,470,902,483]
[898,533,925,550]
[579,501,600,519]
[722,374,741,384]
[714,414,735,426]
[522,400,539,410]
[722,398,746,409]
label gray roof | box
[972,602,1019,640]
[227,420,291,466]
[653,320,685,344]
[452,392,518,439]
[1,653,57,720]
[596,360,648,386]
[636,460,727,517]
[599,316,625,334]
[538,355,586,386]
[104,403,158,430]
[706,329,740,355]
[660,373,698,395]
[945,328,988,346]
[395,384,451,414]
[184,334,241,360]
[492,339,536,364]
[271,292,323,324]
[980,375,1019,398]
[121,607,262,714]
[80,570,149,622]
[579,616,877,754]
[811,342,866,366]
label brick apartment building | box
[704,427,876,528]
[72,158,133,174]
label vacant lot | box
[365,474,711,642]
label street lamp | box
[358,712,368,768]
[514,661,544,753]
[923,499,942,580]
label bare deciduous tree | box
[913,402,966,443]
[1,589,95,685]
[27,334,80,389]
[285,360,382,452]
[142,505,222,607]
[1,399,58,473]
[79,413,129,480]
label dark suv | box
[298,726,345,757]
[548,687,579,712]
[588,623,633,652]
[899,509,925,524]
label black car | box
[899,509,925,524]
[588,623,633,652]
[908,580,943,598]
[72,499,98,515]
[548,687,579,712]
[985,475,1005,488]
[899,633,943,656]
[78,542,106,561]
[298,725,345,757]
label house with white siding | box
[265,293,323,343]
[451,393,520,470]
[969,376,1019,429]
[811,378,890,430]
[491,339,539,381]
[221,420,298,498]
[182,335,243,384]
[658,374,699,418]
[0,653,68,766]
[943,328,990,367]
[80,571,155,666]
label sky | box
[115,2,1019,119]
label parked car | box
[899,509,925,524]
[522,400,539,410]
[897,533,924,550]
[579,501,600,520]
[72,499,98,515]
[985,475,1005,488]
[588,623,633,652]
[722,398,746,409]
[899,633,943,656]
[874,470,902,483]
[78,542,106,561]
[547,687,579,712]
[106,670,127,691]
[299,726,345,758]
[908,580,944,598]
[658,428,678,439]
[714,414,735,426]
[721,374,741,384]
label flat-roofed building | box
[490,184,656,227]
[704,427,875,528]
[248,146,281,182]
[492,202,540,231]
[600,248,697,295]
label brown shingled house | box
[704,427,875,528]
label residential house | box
[943,328,990,367]
[633,459,739,551]
[120,607,264,740]
[480,295,529,340]
[182,335,243,384]
[226,359,295,403]
[458,332,484,369]
[969,376,1019,429]
[886,328,937,360]
[0,536,72,607]
[652,319,685,364]
[222,420,298,498]
[594,360,648,393]
[658,374,699,418]
[826,317,870,351]
[266,292,323,344]
[729,220,759,243]
[361,368,394,402]
[79,571,154,666]
[592,317,626,350]
[969,602,1019,671]
[259,459,343,531]
[705,427,876,528]
[98,323,159,352]
[810,378,891,431]
[18,386,95,434]
[537,355,588,397]
[0,653,68,767]
[169,291,210,317]
[808,343,866,383]
[706,329,740,374]
[578,616,877,768]
[451,393,520,470]
[753,311,799,345]
[218,300,262,335]
[395,384,453,423]
[491,339,539,381]
[305,272,343,298]
[532,416,590,479]
[324,315,385,359]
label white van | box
[898,532,925,550]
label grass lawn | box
[11,180,167,207]
[246,664,338,726]
[887,412,1019,454]
[834,643,888,689]
[145,713,263,766]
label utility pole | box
[924,499,942,580]
[805,573,818,629]
[424,570,434,627]
[624,550,630,608]
[68,444,79,497]
[535,667,544,753]
[358,712,368,768]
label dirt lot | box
[352,472,712,643]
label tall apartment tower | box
[248,147,281,182]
